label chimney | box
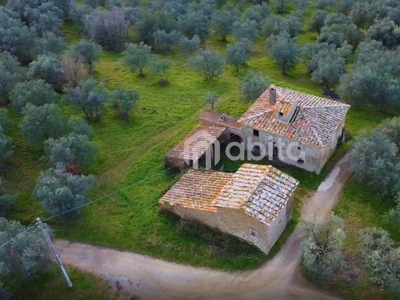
[269,86,277,105]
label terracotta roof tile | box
[242,166,299,225]
[159,164,299,226]
[167,125,227,160]
[213,164,272,209]
[199,111,242,130]
[159,170,233,212]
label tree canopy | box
[10,79,56,111]
[190,47,225,80]
[266,31,300,75]
[20,103,67,145]
[34,166,95,219]
[123,42,155,77]
[301,214,346,278]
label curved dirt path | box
[55,154,352,300]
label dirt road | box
[55,154,352,300]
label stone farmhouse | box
[166,85,350,174]
[159,164,299,254]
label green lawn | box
[9,265,111,300]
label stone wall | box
[161,202,292,254]
[241,124,346,174]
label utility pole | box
[37,218,73,288]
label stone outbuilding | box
[165,112,242,170]
[159,163,299,254]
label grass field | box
[9,265,111,300]
[6,14,389,271]
[2,2,396,299]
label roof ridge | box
[238,109,271,122]
[301,103,350,109]
[237,165,272,208]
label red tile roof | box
[167,125,227,160]
[239,86,350,148]
[159,170,233,212]
[159,164,299,225]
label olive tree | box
[134,10,177,46]
[85,7,129,52]
[309,10,327,33]
[20,104,67,145]
[179,34,201,54]
[36,31,67,55]
[240,72,270,101]
[0,7,38,63]
[266,31,300,75]
[0,218,51,281]
[301,214,346,278]
[276,0,289,14]
[66,78,109,122]
[70,39,102,74]
[111,87,140,119]
[150,60,171,86]
[190,47,225,80]
[0,51,22,104]
[28,55,65,90]
[367,18,399,49]
[339,59,400,112]
[226,39,252,72]
[61,54,89,88]
[123,42,155,77]
[23,1,64,35]
[33,166,95,219]
[44,133,98,169]
[358,228,400,298]
[311,51,346,92]
[153,29,179,52]
[68,117,94,140]
[232,20,259,43]
[205,92,218,111]
[210,9,237,41]
[350,130,400,199]
[10,80,56,111]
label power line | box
[0,223,37,249]
[0,129,236,248]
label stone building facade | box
[239,86,350,174]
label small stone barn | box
[159,163,299,254]
[165,112,242,170]
[239,85,351,174]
